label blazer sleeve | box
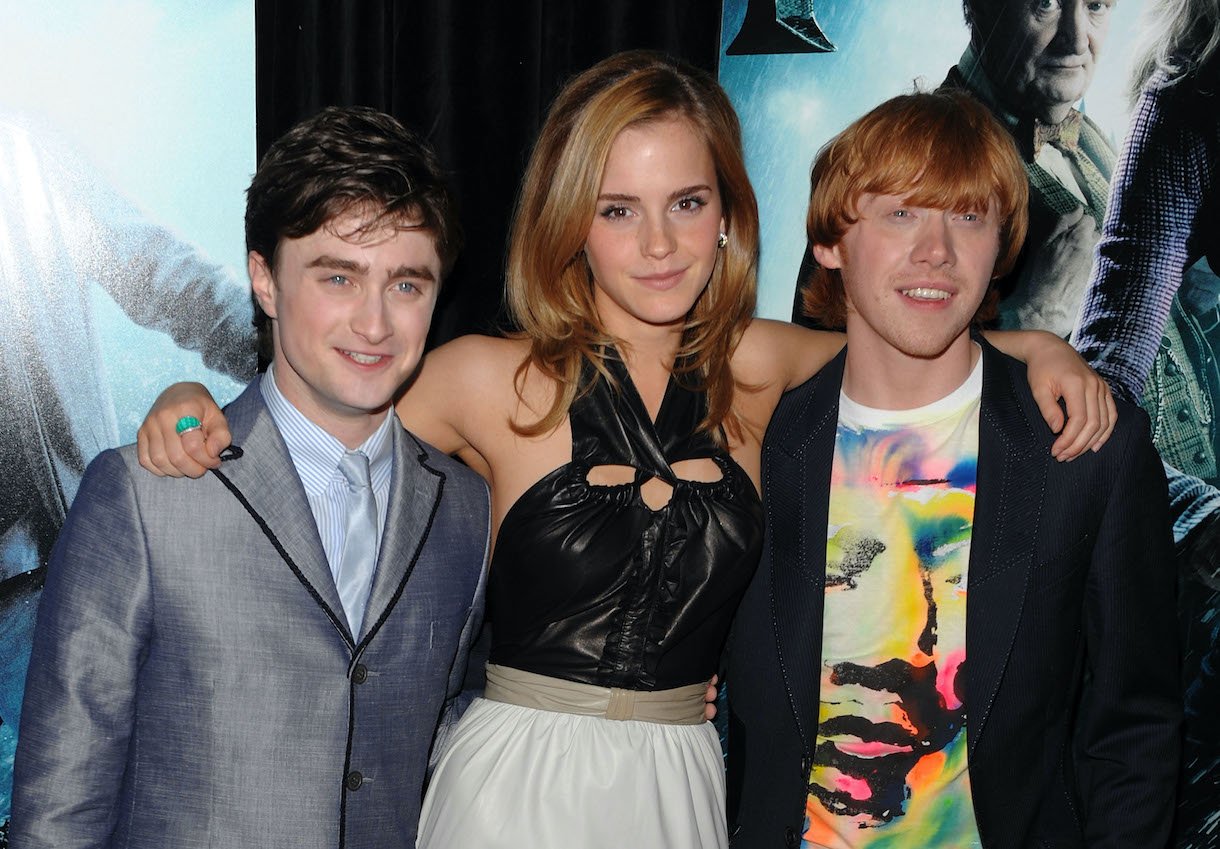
[428,483,491,772]
[10,450,153,849]
[1076,413,1181,846]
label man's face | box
[974,0,1116,124]
[250,209,441,448]
[813,193,1000,368]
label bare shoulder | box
[423,334,528,382]
[398,335,531,458]
[734,318,845,389]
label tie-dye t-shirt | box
[803,355,984,849]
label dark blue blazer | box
[727,340,1180,848]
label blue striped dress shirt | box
[260,364,394,608]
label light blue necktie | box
[337,450,377,638]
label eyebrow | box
[306,255,368,274]
[597,184,714,203]
[306,255,436,282]
[388,264,437,282]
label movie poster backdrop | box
[720,1,1218,845]
[0,2,255,841]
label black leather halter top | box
[487,352,764,691]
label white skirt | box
[417,697,728,848]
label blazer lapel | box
[767,349,845,750]
[965,342,1048,756]
[214,381,349,640]
[356,421,443,645]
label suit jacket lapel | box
[215,381,348,639]
[965,341,1048,756]
[768,349,845,750]
[357,421,443,645]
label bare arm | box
[136,335,515,479]
[736,320,1115,461]
[984,329,1116,460]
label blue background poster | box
[0,2,255,839]
[719,0,1142,321]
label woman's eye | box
[674,195,707,213]
[599,205,630,220]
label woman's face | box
[584,117,725,339]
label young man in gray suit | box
[727,91,1179,848]
[10,106,490,849]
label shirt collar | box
[260,362,395,497]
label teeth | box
[902,288,950,301]
[344,351,382,365]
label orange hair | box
[801,90,1028,328]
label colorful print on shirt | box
[803,358,985,849]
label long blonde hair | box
[505,50,759,443]
[1128,0,1220,98]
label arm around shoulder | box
[734,319,845,391]
[399,335,528,458]
[10,449,153,849]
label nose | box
[911,215,954,267]
[640,214,677,259]
[1053,0,1090,55]
[352,288,392,344]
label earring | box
[717,232,728,249]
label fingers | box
[1031,380,1066,438]
[136,396,227,478]
[200,405,235,461]
[1091,380,1118,452]
[1055,373,1101,461]
[1049,371,1120,461]
[704,674,719,721]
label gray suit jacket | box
[10,379,490,849]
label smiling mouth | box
[901,287,951,301]
[635,268,687,287]
[341,350,386,365]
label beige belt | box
[483,664,708,725]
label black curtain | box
[255,1,720,344]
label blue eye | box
[327,275,349,286]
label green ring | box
[175,416,203,435]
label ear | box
[719,215,727,237]
[811,242,843,270]
[248,251,278,319]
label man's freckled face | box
[812,193,1000,367]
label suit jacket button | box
[345,770,364,791]
[800,755,812,775]
[785,825,799,848]
[352,664,369,684]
